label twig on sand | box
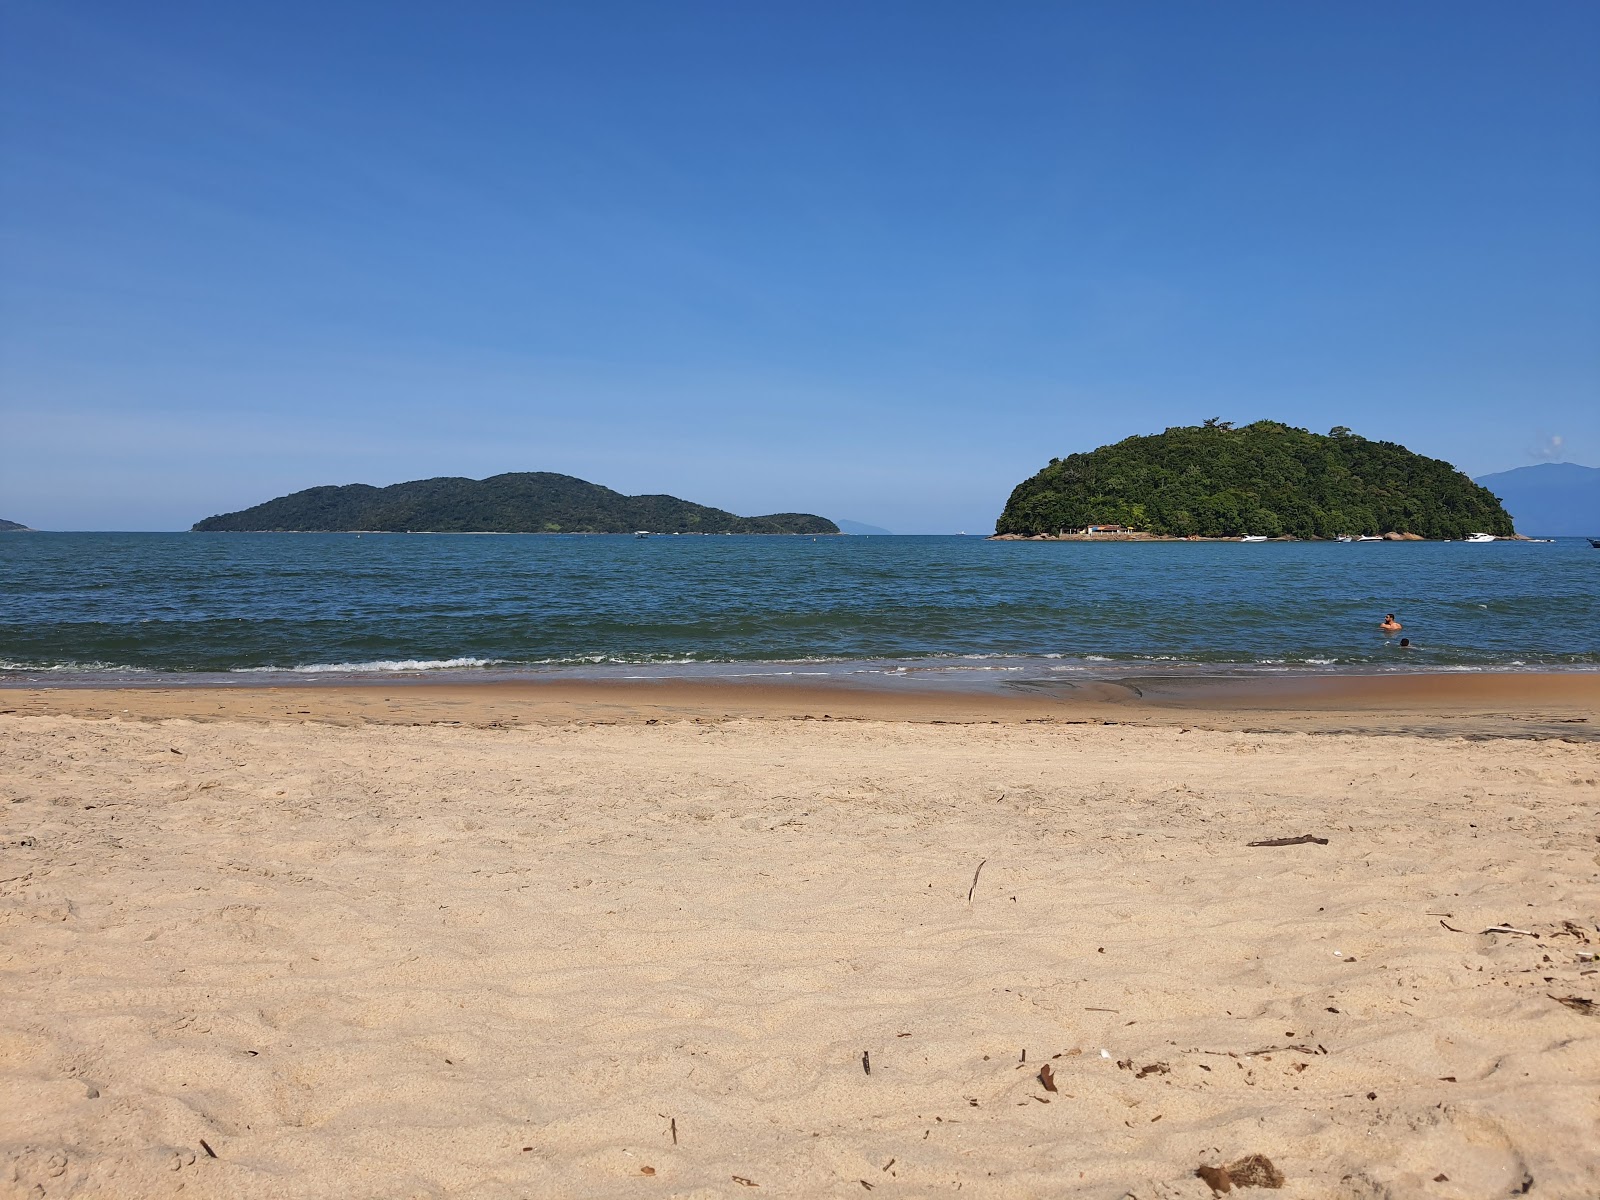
[1549,995,1595,1015]
[862,1050,871,1075]
[967,859,988,904]
[1247,834,1328,847]
[1482,924,1536,937]
[199,1140,216,1159]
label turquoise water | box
[1,533,1596,683]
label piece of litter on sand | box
[1100,1049,1111,1058]
[732,1176,758,1187]
[1228,1155,1285,1188]
[1247,835,1328,847]
[1197,1154,1286,1193]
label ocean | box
[2,533,1596,684]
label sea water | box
[1,533,1596,684]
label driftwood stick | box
[967,859,988,904]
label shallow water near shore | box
[2,532,1597,683]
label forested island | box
[193,473,839,535]
[996,420,1515,540]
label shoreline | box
[4,669,1596,740]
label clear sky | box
[3,1,1597,532]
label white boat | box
[1240,535,1269,542]
[634,530,650,538]
[1357,535,1383,542]
[1336,535,1354,543]
[1465,533,1496,543]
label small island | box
[994,420,1515,540]
[192,472,839,535]
[0,518,33,532]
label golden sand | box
[2,678,1597,1197]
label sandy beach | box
[2,677,1598,1198]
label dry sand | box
[2,682,1598,1198]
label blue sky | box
[3,1,1597,532]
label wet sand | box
[2,676,1598,1197]
[2,670,1596,740]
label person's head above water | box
[1399,638,1411,647]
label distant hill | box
[0,518,31,531]
[834,519,893,535]
[1474,463,1600,537]
[193,473,840,535]
[997,420,1514,539]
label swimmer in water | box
[1399,638,1411,648]
[1380,613,1402,633]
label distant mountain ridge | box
[0,518,31,531]
[1474,463,1600,537]
[193,473,840,535]
[834,519,893,535]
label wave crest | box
[234,657,502,674]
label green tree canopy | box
[996,421,1514,539]
[194,473,839,535]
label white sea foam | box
[0,660,151,674]
[234,657,502,674]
